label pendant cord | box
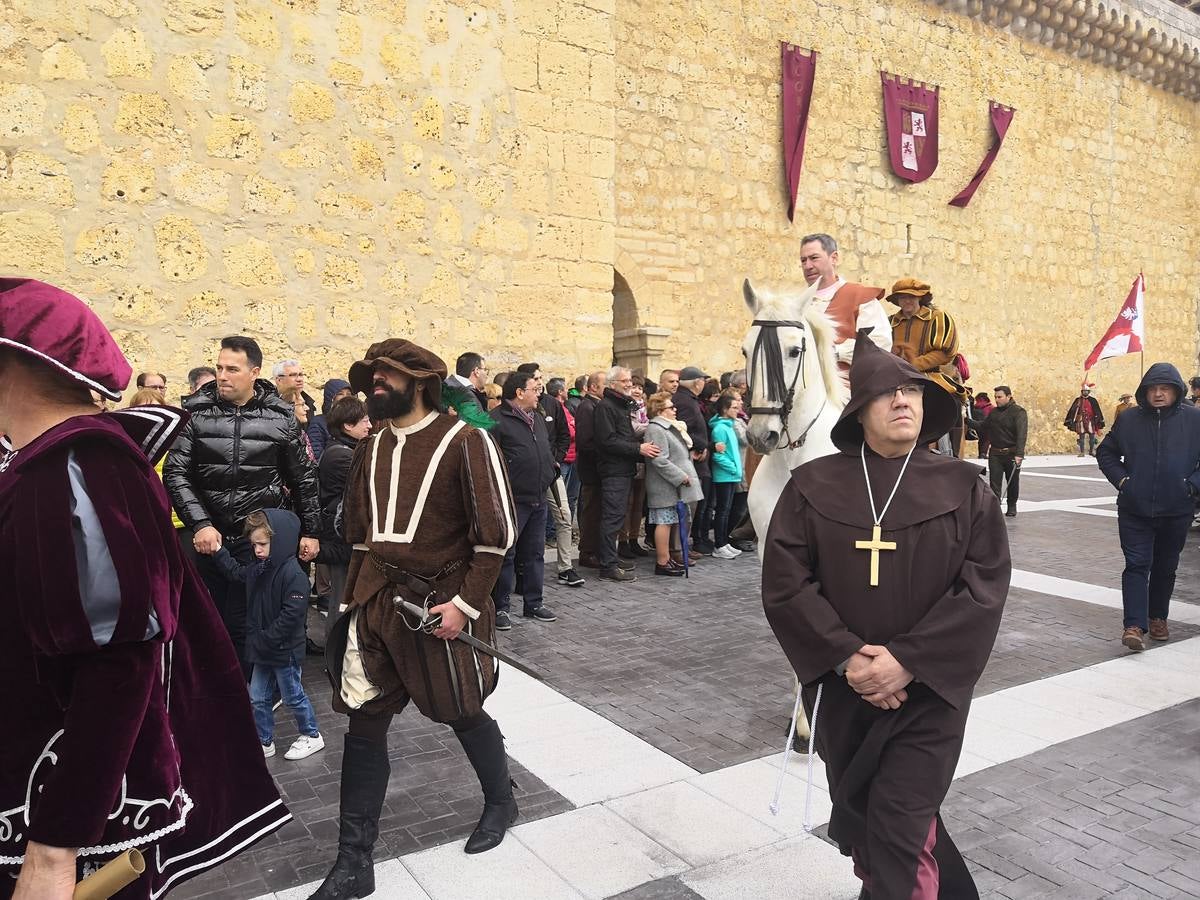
[861,441,917,525]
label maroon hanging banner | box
[781,43,818,221]
[881,72,939,184]
[949,102,1015,207]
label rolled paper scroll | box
[74,849,145,900]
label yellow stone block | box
[589,53,615,103]
[336,14,362,55]
[243,172,298,215]
[279,135,332,169]
[293,248,316,275]
[0,83,46,137]
[111,284,168,324]
[57,104,101,152]
[289,81,336,123]
[101,28,155,78]
[433,204,462,243]
[228,56,267,110]
[101,157,157,203]
[381,260,410,297]
[0,210,65,274]
[114,92,178,137]
[39,43,89,80]
[349,84,401,132]
[413,97,444,141]
[429,156,457,190]
[380,33,422,81]
[328,60,364,85]
[75,224,136,268]
[167,53,214,102]
[358,236,376,254]
[154,214,209,282]
[293,225,346,248]
[170,162,230,213]
[316,187,375,220]
[500,33,538,91]
[470,175,505,209]
[538,40,592,99]
[425,0,450,44]
[389,305,417,333]
[0,151,74,208]
[297,305,316,338]
[321,255,364,292]
[223,236,283,286]
[388,191,426,235]
[348,136,386,179]
[242,297,289,333]
[180,290,229,328]
[420,263,461,306]
[164,0,224,35]
[206,114,263,162]
[326,301,378,336]
[558,3,612,53]
[236,4,281,51]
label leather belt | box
[368,553,465,600]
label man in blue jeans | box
[1097,363,1200,651]
[489,371,559,630]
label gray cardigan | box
[645,417,704,508]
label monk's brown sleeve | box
[456,428,517,613]
[886,479,1010,709]
[762,478,867,685]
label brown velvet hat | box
[348,338,448,395]
[885,277,933,306]
[829,330,960,452]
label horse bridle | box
[748,318,826,451]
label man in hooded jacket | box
[1097,363,1200,651]
[763,331,1010,900]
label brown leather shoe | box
[1148,619,1170,642]
[1122,626,1146,652]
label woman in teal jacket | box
[708,393,745,559]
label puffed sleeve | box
[451,428,516,617]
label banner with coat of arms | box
[881,73,939,183]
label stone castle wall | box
[1,0,1197,451]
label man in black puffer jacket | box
[164,335,321,674]
[593,366,660,582]
[1097,363,1200,652]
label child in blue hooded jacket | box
[214,508,325,760]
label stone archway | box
[611,254,669,375]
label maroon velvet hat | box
[0,278,132,400]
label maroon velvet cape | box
[0,409,288,898]
[762,448,1010,900]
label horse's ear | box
[743,278,757,314]
[797,276,821,313]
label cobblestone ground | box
[173,459,1200,899]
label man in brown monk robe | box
[763,331,1010,900]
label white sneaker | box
[284,733,325,760]
[262,742,276,758]
[723,544,743,557]
[713,545,737,559]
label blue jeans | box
[250,657,320,745]
[712,481,738,548]
[1117,511,1191,631]
[494,500,548,614]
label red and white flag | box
[1084,274,1145,372]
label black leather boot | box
[456,718,518,854]
[308,735,390,899]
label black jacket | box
[489,401,556,504]
[671,387,710,477]
[593,388,643,479]
[983,401,1028,456]
[213,508,310,667]
[1098,363,1200,519]
[538,394,570,464]
[164,379,321,538]
[315,432,358,566]
[574,394,602,485]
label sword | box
[393,597,547,682]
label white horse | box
[741,278,848,748]
[742,278,848,543]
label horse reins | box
[748,318,826,451]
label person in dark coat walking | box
[982,386,1027,518]
[489,371,559,629]
[593,366,661,582]
[1097,363,1200,651]
[214,508,325,761]
[164,336,321,676]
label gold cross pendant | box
[855,523,897,587]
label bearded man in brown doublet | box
[762,332,1010,900]
[310,340,517,900]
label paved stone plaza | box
[177,456,1200,900]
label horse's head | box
[741,278,840,454]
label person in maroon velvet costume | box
[0,279,289,899]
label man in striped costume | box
[311,339,518,900]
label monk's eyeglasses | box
[884,384,925,399]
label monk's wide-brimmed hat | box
[348,338,448,395]
[0,278,131,400]
[830,330,960,452]
[885,277,933,307]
